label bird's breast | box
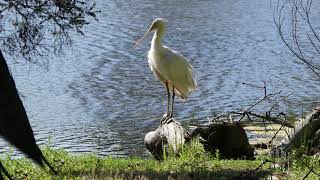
[147,49,168,77]
[147,49,161,67]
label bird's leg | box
[170,85,175,118]
[166,82,171,117]
[161,82,171,124]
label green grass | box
[1,141,319,179]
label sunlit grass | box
[1,141,319,179]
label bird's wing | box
[161,47,196,99]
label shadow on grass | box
[60,169,271,180]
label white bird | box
[135,18,196,119]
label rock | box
[144,117,187,160]
[190,122,254,159]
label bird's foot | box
[161,113,173,124]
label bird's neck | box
[151,28,164,49]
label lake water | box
[1,0,320,157]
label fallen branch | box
[234,111,293,128]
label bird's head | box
[135,18,166,48]
[149,18,166,31]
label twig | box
[303,167,314,180]
[233,111,293,128]
[240,159,274,178]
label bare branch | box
[274,0,320,79]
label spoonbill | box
[135,18,196,119]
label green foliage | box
[286,151,320,179]
[0,142,319,179]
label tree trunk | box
[0,51,55,174]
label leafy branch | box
[0,0,98,64]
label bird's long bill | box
[134,25,154,48]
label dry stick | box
[237,113,246,122]
[233,111,293,128]
[247,90,282,111]
[263,112,271,132]
[298,157,320,177]
[269,112,291,143]
[243,81,280,109]
[246,111,293,128]
[240,159,274,178]
[202,82,291,128]
[284,149,320,179]
[269,92,294,113]
[246,113,254,123]
[303,167,314,180]
[269,113,293,144]
[269,124,285,144]
[211,114,227,122]
[242,82,265,90]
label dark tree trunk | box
[0,51,56,175]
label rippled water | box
[1,0,320,156]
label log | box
[144,117,187,160]
[285,106,320,154]
[145,117,254,160]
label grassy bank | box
[1,141,319,179]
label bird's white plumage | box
[148,46,196,100]
[136,18,196,101]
